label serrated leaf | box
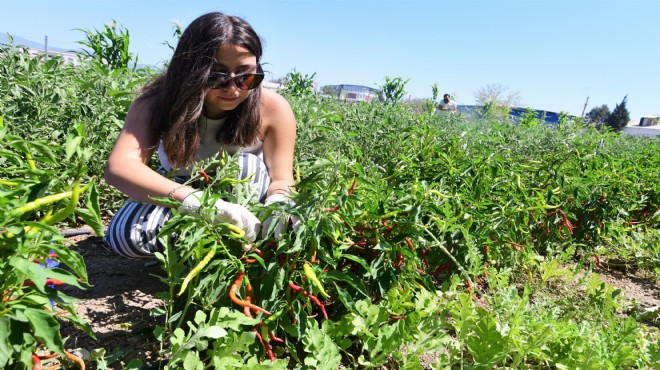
[302,322,342,370]
[465,311,506,366]
[183,350,202,370]
[198,326,227,339]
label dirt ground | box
[59,233,167,368]
[58,231,660,369]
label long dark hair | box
[146,12,264,168]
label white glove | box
[179,191,261,242]
[260,194,301,241]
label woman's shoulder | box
[259,88,296,133]
[123,91,160,136]
[130,91,158,111]
[260,88,292,114]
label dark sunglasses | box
[207,66,265,90]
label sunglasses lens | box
[208,73,231,89]
[208,72,264,90]
[237,73,264,90]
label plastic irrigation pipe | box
[60,229,97,237]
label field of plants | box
[1,28,659,370]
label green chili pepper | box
[177,243,216,296]
[11,180,93,218]
[303,262,330,299]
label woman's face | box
[203,44,259,119]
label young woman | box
[103,12,297,258]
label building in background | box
[0,33,80,65]
[327,84,380,103]
[623,116,660,137]
[262,81,284,92]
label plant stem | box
[422,224,474,288]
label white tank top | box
[158,116,263,176]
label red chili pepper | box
[288,281,328,319]
[310,247,319,264]
[381,219,393,232]
[255,331,276,362]
[198,170,211,184]
[23,278,67,287]
[65,351,85,369]
[268,329,285,343]
[405,237,414,250]
[230,273,272,315]
[430,262,452,276]
[32,353,41,370]
[244,283,254,318]
[394,251,404,269]
[288,281,303,292]
[304,291,328,320]
[545,209,574,235]
[348,179,357,196]
[504,240,525,252]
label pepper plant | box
[0,116,103,369]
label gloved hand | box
[179,191,261,242]
[260,193,301,241]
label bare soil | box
[59,233,167,368]
[59,231,660,370]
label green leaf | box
[302,322,342,370]
[197,326,227,340]
[10,257,85,292]
[77,182,104,236]
[325,270,369,298]
[465,310,506,366]
[27,140,58,164]
[182,350,202,370]
[0,317,13,368]
[24,308,64,355]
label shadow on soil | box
[59,236,167,369]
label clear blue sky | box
[2,0,658,119]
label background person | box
[437,93,457,113]
[103,12,297,258]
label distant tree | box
[605,95,630,131]
[474,83,521,120]
[320,85,336,96]
[585,104,610,126]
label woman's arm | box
[104,95,195,204]
[260,89,297,197]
